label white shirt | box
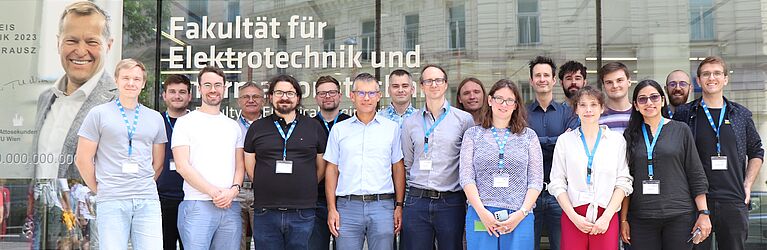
[38,71,103,171]
[323,115,403,196]
[172,111,243,200]
[548,125,633,220]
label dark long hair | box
[624,79,669,166]
[480,79,527,134]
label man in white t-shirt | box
[172,66,245,249]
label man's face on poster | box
[58,13,113,85]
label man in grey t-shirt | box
[75,59,166,249]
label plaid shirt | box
[380,103,416,126]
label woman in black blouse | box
[620,80,711,249]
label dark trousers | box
[253,208,316,249]
[160,198,184,250]
[695,199,748,250]
[309,199,335,250]
[400,193,466,250]
[628,213,696,250]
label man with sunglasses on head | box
[309,75,351,250]
[665,70,692,118]
[235,82,264,250]
[400,64,474,250]
[526,56,578,250]
[673,56,763,250]
[244,75,327,249]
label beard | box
[274,101,297,114]
[564,86,579,99]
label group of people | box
[32,2,762,250]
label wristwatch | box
[395,201,404,207]
[698,209,711,215]
[520,208,530,217]
[231,184,242,192]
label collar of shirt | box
[270,113,301,127]
[420,99,450,118]
[51,70,104,99]
[531,99,562,112]
[574,125,613,139]
[385,103,416,117]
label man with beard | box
[235,81,264,250]
[309,75,350,250]
[665,70,692,118]
[558,61,588,106]
[156,74,192,250]
[382,69,417,126]
[172,66,244,249]
[244,75,327,249]
[525,56,577,250]
[456,77,486,124]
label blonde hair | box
[114,58,147,80]
[59,1,111,39]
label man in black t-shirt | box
[309,75,350,250]
[674,56,764,250]
[243,75,327,249]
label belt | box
[242,181,253,189]
[338,194,395,201]
[408,187,464,199]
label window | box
[277,36,287,74]
[404,14,419,51]
[323,27,336,52]
[362,20,375,60]
[448,5,465,50]
[690,0,715,41]
[518,0,540,44]
[187,0,208,23]
[227,0,239,22]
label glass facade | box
[1,0,766,249]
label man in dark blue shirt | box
[156,74,191,250]
[525,56,578,250]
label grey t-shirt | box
[78,101,167,202]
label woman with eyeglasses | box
[548,86,633,250]
[619,80,711,249]
[459,79,543,249]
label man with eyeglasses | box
[156,74,191,250]
[234,81,264,250]
[309,75,350,250]
[244,74,327,249]
[400,64,474,250]
[172,66,244,249]
[525,56,578,250]
[673,56,763,250]
[664,70,692,118]
[325,73,406,250]
[598,62,633,133]
[382,69,418,126]
[558,60,588,106]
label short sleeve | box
[171,115,191,149]
[390,124,404,164]
[322,124,340,165]
[77,107,102,142]
[152,113,168,144]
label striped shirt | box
[599,107,631,133]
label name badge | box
[642,180,660,195]
[276,160,293,174]
[711,156,727,170]
[419,159,433,170]
[122,161,139,174]
[493,174,510,188]
[579,191,595,202]
[169,159,176,171]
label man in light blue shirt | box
[400,64,474,250]
[381,69,417,126]
[324,73,406,250]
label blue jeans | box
[252,207,315,250]
[309,199,334,250]
[534,191,562,250]
[400,194,466,250]
[335,198,394,250]
[96,199,162,250]
[177,200,241,250]
[466,205,534,249]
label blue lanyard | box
[701,100,727,155]
[274,120,297,161]
[579,127,602,185]
[423,103,450,154]
[642,117,665,179]
[240,116,251,129]
[164,112,174,132]
[116,99,139,157]
[491,127,510,169]
[317,112,340,132]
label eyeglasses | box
[272,90,297,98]
[667,81,689,89]
[491,96,516,106]
[201,82,224,90]
[239,94,264,101]
[421,78,447,86]
[352,90,380,98]
[700,71,725,79]
[317,90,340,98]
[636,93,662,105]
